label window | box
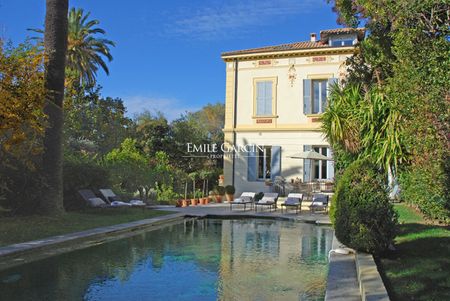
[331,39,354,46]
[313,147,329,180]
[257,146,271,179]
[255,80,274,116]
[248,145,280,182]
[312,79,328,114]
[303,78,336,115]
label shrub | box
[332,159,398,254]
[215,186,225,196]
[156,183,180,204]
[225,185,235,195]
[63,154,111,210]
[399,163,449,224]
[0,163,45,215]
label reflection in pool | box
[0,219,333,301]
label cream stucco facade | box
[221,28,364,195]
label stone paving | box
[151,202,332,224]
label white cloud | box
[164,0,319,40]
[123,95,200,121]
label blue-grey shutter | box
[325,78,338,110]
[247,146,257,181]
[326,148,334,180]
[303,145,312,182]
[256,82,265,115]
[265,82,272,115]
[303,79,311,115]
[271,146,281,180]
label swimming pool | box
[0,218,333,301]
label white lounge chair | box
[280,193,303,214]
[254,192,279,212]
[310,194,329,213]
[99,189,145,207]
[230,192,256,211]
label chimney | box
[310,33,317,42]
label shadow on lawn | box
[376,223,450,301]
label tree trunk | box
[40,0,69,215]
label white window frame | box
[257,146,271,180]
[311,79,328,114]
[313,146,329,180]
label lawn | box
[377,204,450,301]
[0,208,172,247]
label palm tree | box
[66,8,115,86]
[30,7,115,87]
[40,0,69,215]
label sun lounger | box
[310,194,329,213]
[78,189,109,208]
[230,192,256,211]
[99,189,146,207]
[254,192,279,212]
[280,193,303,214]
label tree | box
[66,8,115,87]
[30,7,115,88]
[134,111,171,157]
[0,42,46,167]
[40,0,69,215]
[105,138,156,200]
[64,85,132,155]
[0,41,47,213]
[327,0,450,221]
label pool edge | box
[0,213,185,271]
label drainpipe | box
[232,59,238,186]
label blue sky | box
[0,0,340,120]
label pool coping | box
[325,237,390,301]
[0,213,185,270]
[355,252,390,301]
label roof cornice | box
[221,46,357,62]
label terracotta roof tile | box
[222,41,330,57]
[221,28,365,57]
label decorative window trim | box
[307,73,334,79]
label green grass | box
[0,208,172,247]
[377,204,450,301]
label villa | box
[221,28,365,194]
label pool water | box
[0,219,333,301]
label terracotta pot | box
[176,199,182,207]
[215,195,222,203]
[181,199,189,207]
[205,197,210,205]
[191,198,198,206]
[225,193,234,202]
[199,198,205,205]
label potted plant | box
[208,190,214,204]
[225,185,235,202]
[179,172,190,207]
[181,198,189,207]
[188,172,198,206]
[215,186,225,203]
